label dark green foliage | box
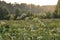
[45,12,52,18]
[0,6,3,20]
[0,6,10,20]
[57,0,60,14]
[53,0,60,18]
[14,8,21,20]
[53,9,59,18]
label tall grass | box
[0,19,60,40]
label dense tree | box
[45,12,52,18]
[14,8,20,20]
[52,8,59,18]
[0,6,3,19]
[57,0,60,15]
[52,0,60,18]
[0,6,10,20]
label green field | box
[0,19,60,40]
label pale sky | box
[3,0,58,6]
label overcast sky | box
[3,0,58,6]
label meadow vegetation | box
[0,19,60,40]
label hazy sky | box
[4,0,58,6]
